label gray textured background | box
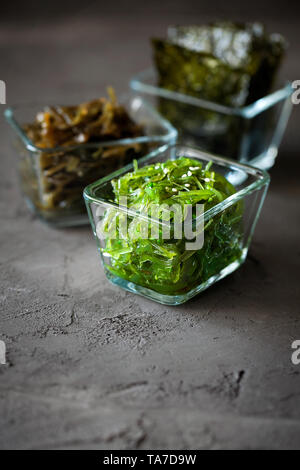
[0,0,300,450]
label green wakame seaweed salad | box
[101,157,244,295]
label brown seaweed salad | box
[23,88,147,211]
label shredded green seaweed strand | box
[101,157,244,295]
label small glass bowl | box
[130,69,293,170]
[4,94,177,227]
[84,144,270,305]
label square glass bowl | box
[130,69,293,170]
[4,94,177,227]
[84,144,270,305]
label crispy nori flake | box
[152,22,287,106]
[151,22,286,160]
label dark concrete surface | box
[0,1,300,450]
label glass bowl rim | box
[130,68,293,119]
[3,93,178,153]
[83,143,270,225]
